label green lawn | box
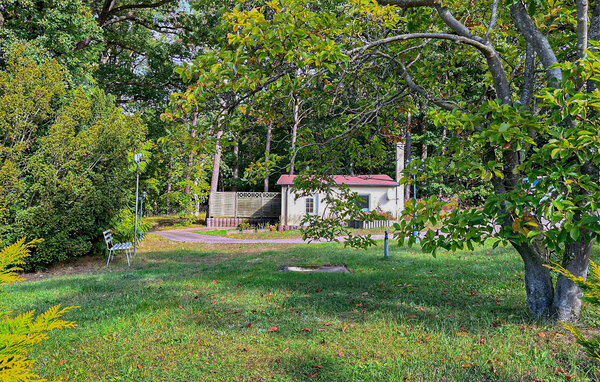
[5,236,599,381]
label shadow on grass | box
[5,242,599,381]
[10,244,529,333]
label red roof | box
[276,174,399,187]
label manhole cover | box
[279,265,349,273]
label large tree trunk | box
[513,243,555,319]
[554,239,593,321]
[264,120,272,192]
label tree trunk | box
[184,113,198,196]
[210,129,224,193]
[264,120,272,192]
[289,93,301,175]
[421,122,428,161]
[554,239,593,321]
[405,112,412,202]
[513,243,555,320]
[232,139,239,192]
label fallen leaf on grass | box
[324,322,332,326]
[301,328,311,332]
[537,332,545,337]
[267,326,278,332]
[341,323,349,332]
[462,364,471,368]
[137,364,143,369]
[57,360,67,366]
[457,331,468,337]
[308,371,319,378]
[318,328,326,332]
[338,351,345,357]
[283,347,289,352]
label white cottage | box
[276,174,404,227]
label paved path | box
[152,228,385,244]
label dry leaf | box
[301,328,311,332]
[457,331,468,337]
[308,371,319,378]
[57,360,67,366]
[267,326,278,332]
[462,364,472,368]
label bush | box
[0,44,147,270]
[110,209,152,243]
[0,238,76,381]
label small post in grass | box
[133,153,143,259]
[384,228,389,259]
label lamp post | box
[133,153,143,258]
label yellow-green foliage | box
[0,238,77,382]
[549,261,600,370]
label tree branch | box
[376,0,437,7]
[432,5,511,105]
[510,1,562,84]
[346,32,494,57]
[109,0,175,15]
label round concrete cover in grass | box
[279,265,349,273]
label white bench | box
[103,230,132,266]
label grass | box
[194,229,229,236]
[5,236,600,381]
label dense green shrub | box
[0,45,146,270]
[110,209,152,243]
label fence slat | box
[209,192,281,218]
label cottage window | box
[306,197,315,214]
[357,194,370,211]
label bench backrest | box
[103,230,113,248]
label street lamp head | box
[142,191,147,198]
[134,153,143,164]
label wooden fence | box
[208,192,281,218]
